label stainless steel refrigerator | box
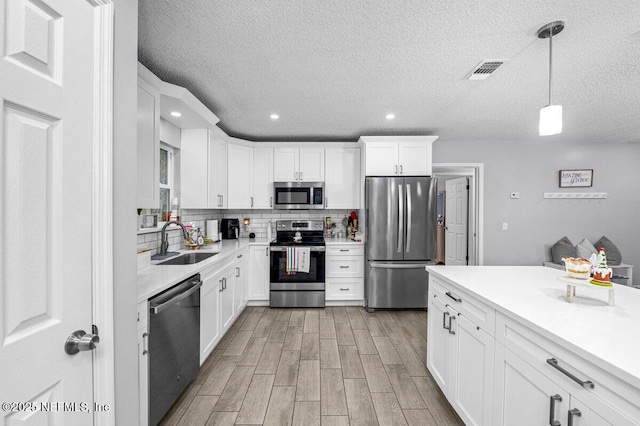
[365,177,437,311]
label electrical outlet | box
[510,192,520,199]
[502,223,508,231]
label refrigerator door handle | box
[370,263,431,269]
[397,184,403,253]
[406,183,412,253]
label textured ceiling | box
[138,0,640,143]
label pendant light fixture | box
[537,21,564,136]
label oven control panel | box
[276,220,323,231]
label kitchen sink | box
[158,252,218,265]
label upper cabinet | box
[137,63,162,208]
[181,129,228,209]
[227,143,254,209]
[325,147,361,209]
[360,136,438,176]
[253,147,274,209]
[274,148,324,182]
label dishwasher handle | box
[150,280,202,314]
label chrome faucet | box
[159,221,189,255]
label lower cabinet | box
[426,290,494,425]
[249,245,269,302]
[325,243,364,302]
[137,301,150,426]
[200,273,221,363]
[220,265,236,333]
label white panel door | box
[445,177,468,265]
[136,79,160,208]
[200,276,220,363]
[253,147,274,208]
[220,267,236,332]
[274,148,299,181]
[426,296,453,390]
[181,129,210,208]
[227,144,253,208]
[249,246,269,301]
[398,141,432,176]
[212,137,228,208]
[299,147,324,181]
[0,1,100,424]
[325,147,360,208]
[364,142,398,176]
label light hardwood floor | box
[160,307,464,426]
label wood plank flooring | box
[160,307,463,426]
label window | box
[159,144,174,221]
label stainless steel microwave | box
[273,182,324,210]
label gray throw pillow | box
[551,236,576,264]
[575,238,597,260]
[594,236,622,265]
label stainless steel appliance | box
[365,177,437,311]
[274,182,324,210]
[220,218,239,239]
[270,220,325,307]
[148,275,201,426]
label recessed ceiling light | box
[386,114,395,120]
[170,111,182,117]
[270,114,279,120]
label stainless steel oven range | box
[270,220,325,307]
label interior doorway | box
[433,164,484,266]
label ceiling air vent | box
[466,59,508,80]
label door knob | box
[65,329,100,355]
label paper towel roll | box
[206,220,219,239]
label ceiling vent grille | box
[466,59,508,80]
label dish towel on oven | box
[296,247,310,273]
[286,247,296,275]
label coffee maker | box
[220,219,239,239]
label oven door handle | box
[270,246,325,252]
[149,281,202,314]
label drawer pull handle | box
[549,394,562,426]
[340,265,350,269]
[442,312,450,330]
[568,408,581,426]
[448,315,455,334]
[445,291,462,303]
[340,288,350,291]
[340,249,349,252]
[546,358,595,389]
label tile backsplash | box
[136,209,358,255]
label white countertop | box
[137,237,271,302]
[425,265,640,389]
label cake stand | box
[557,276,614,306]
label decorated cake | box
[562,257,591,280]
[591,248,613,286]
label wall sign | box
[559,169,593,187]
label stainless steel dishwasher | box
[148,274,201,426]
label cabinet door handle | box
[395,165,398,174]
[567,408,581,426]
[236,267,240,277]
[448,315,456,334]
[221,195,224,206]
[219,279,223,292]
[446,291,462,303]
[340,249,349,252]
[400,165,403,174]
[266,247,269,256]
[442,311,450,330]
[546,358,595,389]
[237,254,243,258]
[549,394,562,426]
[340,288,350,291]
[300,171,303,180]
[142,332,149,355]
[325,197,328,208]
[340,265,350,269]
[251,196,253,207]
[270,196,273,208]
[222,278,226,290]
[294,172,298,180]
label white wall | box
[433,140,640,276]
[113,0,139,423]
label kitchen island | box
[425,265,640,426]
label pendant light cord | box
[548,30,553,105]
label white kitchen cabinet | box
[426,280,495,425]
[200,271,221,363]
[360,136,438,176]
[249,245,270,302]
[220,265,236,333]
[274,147,324,182]
[227,144,254,208]
[137,63,162,208]
[253,148,274,209]
[181,129,227,209]
[233,249,249,309]
[324,147,361,209]
[137,300,150,426]
[325,243,364,302]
